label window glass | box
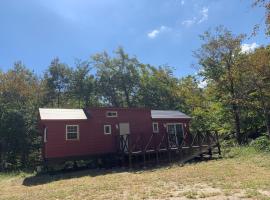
[104,125,111,134]
[106,111,118,117]
[152,122,159,133]
[66,125,79,140]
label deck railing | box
[117,130,221,167]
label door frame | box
[166,123,185,146]
[119,122,130,152]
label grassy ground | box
[1,147,270,200]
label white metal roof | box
[151,110,191,119]
[39,108,87,120]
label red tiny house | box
[39,107,196,166]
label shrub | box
[250,136,270,152]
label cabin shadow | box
[22,167,125,186]
[22,156,221,187]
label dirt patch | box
[148,183,258,200]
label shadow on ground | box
[22,156,221,187]
[22,167,125,186]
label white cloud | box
[182,7,209,27]
[182,18,196,27]
[241,43,259,53]
[198,7,208,24]
[147,26,171,39]
[181,0,185,6]
[148,30,159,39]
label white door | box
[119,123,130,152]
[119,123,130,135]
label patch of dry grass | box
[0,147,270,200]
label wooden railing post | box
[119,135,123,153]
[215,131,221,156]
[198,131,203,159]
[207,131,212,158]
[128,135,132,168]
[154,133,159,165]
[206,131,210,147]
[143,134,146,168]
[178,138,183,162]
[166,131,171,163]
[188,132,193,157]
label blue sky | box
[0,0,268,77]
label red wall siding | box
[40,108,191,160]
[42,108,153,159]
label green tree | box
[195,26,245,144]
[241,47,270,136]
[93,47,140,107]
[44,58,71,107]
[138,65,179,109]
[0,62,42,169]
[252,0,270,35]
[69,60,95,107]
[176,76,226,133]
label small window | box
[106,111,118,117]
[104,125,111,134]
[44,127,47,143]
[153,122,159,133]
[66,125,79,140]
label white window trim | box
[104,124,112,135]
[66,125,80,140]
[152,122,159,133]
[106,111,118,118]
[44,127,47,143]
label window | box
[104,125,111,134]
[66,125,79,140]
[106,111,118,117]
[152,122,159,133]
[44,127,47,143]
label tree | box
[195,26,245,144]
[176,76,227,133]
[252,0,270,35]
[138,65,180,109]
[93,47,140,107]
[0,62,43,169]
[241,47,270,136]
[93,51,122,107]
[44,58,71,107]
[69,60,95,107]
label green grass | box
[0,146,270,200]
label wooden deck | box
[117,131,221,167]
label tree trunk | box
[0,140,5,171]
[111,93,119,107]
[264,112,270,138]
[124,88,131,107]
[21,150,28,169]
[226,57,242,144]
[258,86,270,137]
[57,93,60,108]
[232,104,242,144]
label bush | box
[250,136,270,152]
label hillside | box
[0,147,270,200]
